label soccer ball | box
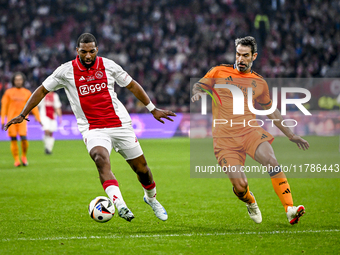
[88,196,115,223]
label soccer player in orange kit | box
[191,36,309,225]
[1,72,41,167]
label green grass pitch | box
[0,136,339,254]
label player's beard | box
[236,60,253,72]
[80,56,97,69]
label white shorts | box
[82,126,143,160]
[41,116,58,132]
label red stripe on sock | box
[142,182,156,190]
[103,179,119,190]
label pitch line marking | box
[1,229,339,242]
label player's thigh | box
[7,124,18,137]
[214,138,248,189]
[83,129,113,156]
[18,122,27,137]
[111,126,143,161]
[254,141,278,166]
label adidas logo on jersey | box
[225,76,233,81]
[79,76,85,81]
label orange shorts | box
[214,128,274,167]
[7,122,27,137]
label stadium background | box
[0,1,340,254]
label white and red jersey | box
[38,92,62,120]
[42,56,133,134]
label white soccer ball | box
[88,196,115,223]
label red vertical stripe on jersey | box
[72,57,122,129]
[45,93,55,119]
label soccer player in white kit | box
[38,92,62,154]
[5,33,176,222]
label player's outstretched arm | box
[5,85,49,131]
[126,80,176,124]
[265,108,309,150]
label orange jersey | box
[199,64,272,138]
[1,87,41,124]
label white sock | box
[47,136,55,152]
[103,180,126,210]
[43,135,48,149]
[143,182,157,202]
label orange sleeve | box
[197,67,217,90]
[256,79,272,108]
[1,90,10,124]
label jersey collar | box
[75,55,100,71]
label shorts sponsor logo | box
[79,83,107,95]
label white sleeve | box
[53,93,62,109]
[111,62,133,87]
[42,64,67,91]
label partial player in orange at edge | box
[1,72,41,167]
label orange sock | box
[10,140,20,163]
[233,186,255,204]
[21,140,29,157]
[270,171,293,212]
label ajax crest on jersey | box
[88,196,115,223]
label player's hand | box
[289,135,309,150]
[4,115,25,131]
[1,123,5,130]
[151,108,176,124]
[191,92,207,102]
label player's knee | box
[134,161,149,174]
[266,156,278,167]
[128,156,149,173]
[233,179,248,194]
[91,151,109,169]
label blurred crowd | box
[0,0,339,113]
